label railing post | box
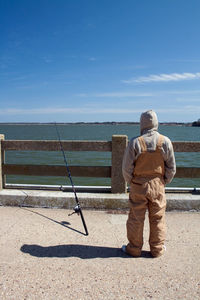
[111,135,128,193]
[0,134,5,190]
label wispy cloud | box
[122,72,200,84]
[77,92,153,97]
[42,56,53,63]
[0,105,199,116]
[76,89,200,99]
[156,106,200,114]
[88,57,96,61]
[176,98,200,103]
[164,89,200,95]
[0,108,79,115]
[0,107,142,115]
[168,59,200,63]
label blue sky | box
[0,0,200,123]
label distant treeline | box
[192,120,200,127]
[0,121,195,126]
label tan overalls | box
[126,134,166,257]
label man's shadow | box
[20,244,152,259]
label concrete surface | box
[0,188,200,211]
[0,207,199,299]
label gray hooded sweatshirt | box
[122,110,176,184]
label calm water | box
[0,123,199,188]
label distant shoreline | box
[0,122,194,126]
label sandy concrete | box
[0,207,199,299]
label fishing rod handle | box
[80,209,89,236]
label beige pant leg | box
[126,182,148,257]
[148,178,166,257]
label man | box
[122,110,176,257]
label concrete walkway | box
[0,207,199,299]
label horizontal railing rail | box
[172,142,200,152]
[175,167,200,178]
[2,140,200,152]
[2,140,112,152]
[0,135,200,193]
[2,164,111,178]
[2,165,200,178]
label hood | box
[140,110,158,134]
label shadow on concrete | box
[20,244,152,259]
[21,207,87,236]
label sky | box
[0,0,200,123]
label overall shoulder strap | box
[138,136,147,152]
[156,134,164,149]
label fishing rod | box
[55,123,88,236]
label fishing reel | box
[68,204,81,216]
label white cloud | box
[77,92,153,97]
[77,89,200,99]
[122,72,200,84]
[156,106,200,114]
[168,59,200,63]
[0,105,199,117]
[164,89,200,95]
[89,57,96,61]
[0,108,80,115]
[0,107,144,116]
